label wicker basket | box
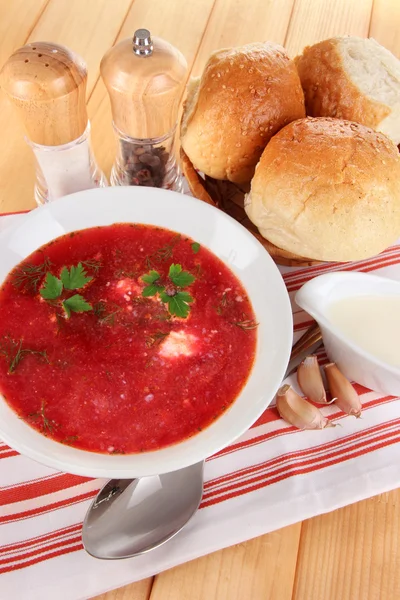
[180,149,320,267]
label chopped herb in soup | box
[0,224,257,454]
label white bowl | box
[295,271,400,396]
[0,186,292,478]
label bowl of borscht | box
[0,186,292,477]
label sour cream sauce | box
[328,295,400,368]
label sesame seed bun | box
[295,37,400,145]
[244,117,400,262]
[180,42,305,184]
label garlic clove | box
[276,384,335,430]
[297,355,327,404]
[324,363,362,418]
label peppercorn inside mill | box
[101,29,188,192]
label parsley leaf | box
[40,273,63,300]
[63,294,92,318]
[142,283,164,297]
[142,270,161,284]
[191,242,200,254]
[168,264,195,288]
[140,264,196,318]
[160,290,193,318]
[141,270,164,297]
[60,263,92,290]
[39,263,95,320]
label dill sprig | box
[131,296,148,305]
[115,269,138,279]
[145,331,169,348]
[12,257,52,293]
[215,291,229,315]
[93,301,122,325]
[145,234,181,269]
[81,258,102,275]
[93,301,107,319]
[61,435,79,445]
[153,311,172,322]
[28,400,55,435]
[194,263,202,278]
[0,335,49,373]
[232,315,259,331]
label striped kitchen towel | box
[1,211,400,600]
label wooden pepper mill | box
[100,29,187,192]
[0,42,107,205]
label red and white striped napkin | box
[1,211,400,600]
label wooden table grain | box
[0,1,399,598]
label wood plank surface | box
[0,0,50,213]
[288,2,400,598]
[89,0,217,178]
[370,0,400,57]
[0,0,49,66]
[1,0,400,599]
[190,0,295,75]
[0,0,133,213]
[293,491,400,600]
[284,0,373,56]
[145,3,304,597]
[31,0,134,94]
[94,577,153,600]
[149,525,302,600]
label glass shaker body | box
[111,126,182,193]
[101,31,187,194]
[0,42,107,206]
[29,123,107,205]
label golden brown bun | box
[180,147,320,266]
[180,42,305,184]
[244,117,400,262]
[295,37,400,144]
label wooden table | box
[0,0,399,598]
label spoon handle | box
[290,322,322,362]
[284,322,322,378]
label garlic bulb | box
[297,355,327,403]
[324,362,362,418]
[276,384,335,430]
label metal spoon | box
[82,323,322,560]
[82,460,204,559]
[285,322,322,376]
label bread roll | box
[244,117,400,262]
[295,37,400,145]
[180,42,305,184]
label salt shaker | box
[0,42,107,205]
[100,29,187,192]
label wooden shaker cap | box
[0,42,88,146]
[100,32,188,139]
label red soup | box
[0,224,257,454]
